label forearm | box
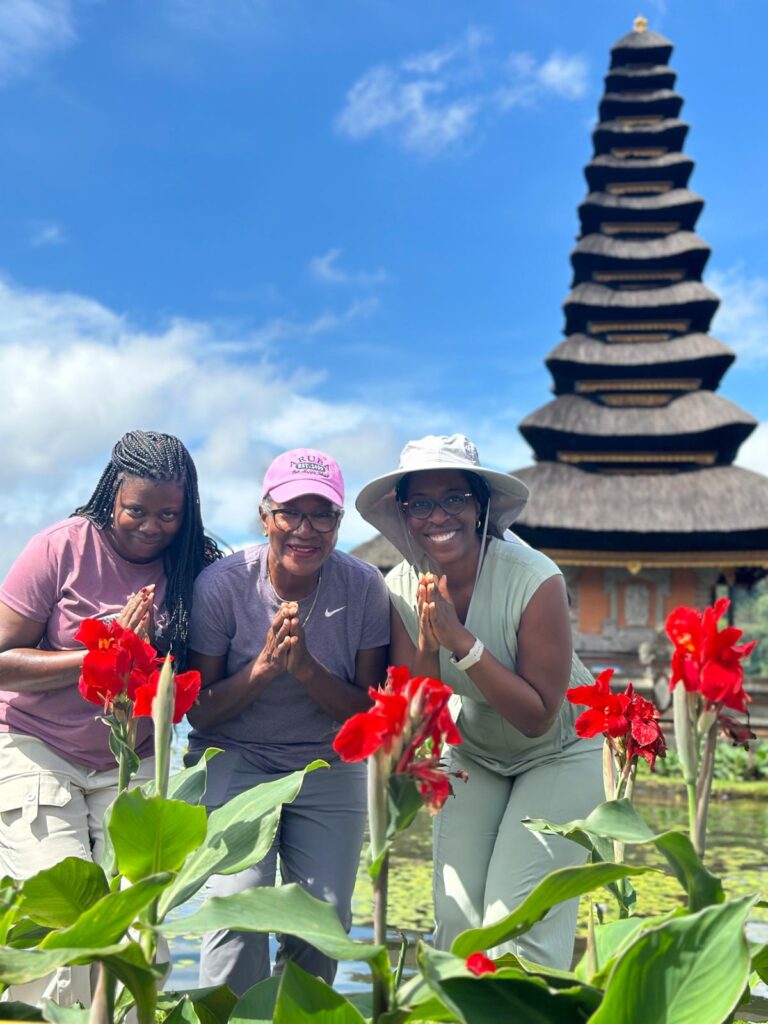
[187,663,273,731]
[293,657,372,720]
[412,647,440,679]
[449,627,562,737]
[465,653,558,736]
[0,648,84,692]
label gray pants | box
[433,741,603,970]
[198,751,366,995]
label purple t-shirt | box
[0,517,164,770]
[188,545,390,772]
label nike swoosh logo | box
[324,606,346,618]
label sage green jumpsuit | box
[387,538,603,969]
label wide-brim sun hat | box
[355,433,529,564]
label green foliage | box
[651,740,768,782]
[733,579,768,677]
[0,748,764,1024]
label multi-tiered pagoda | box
[512,17,768,676]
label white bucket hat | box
[355,433,529,565]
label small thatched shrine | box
[511,17,768,684]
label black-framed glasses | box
[267,508,343,534]
[400,493,474,520]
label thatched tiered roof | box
[354,19,768,576]
[516,18,768,569]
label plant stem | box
[372,852,389,1022]
[117,739,132,795]
[694,720,718,857]
[373,852,389,947]
[602,740,616,802]
[89,962,114,1024]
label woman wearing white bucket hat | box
[356,433,602,970]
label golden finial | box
[633,15,649,32]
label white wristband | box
[450,637,484,671]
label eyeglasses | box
[267,508,343,534]
[400,493,474,520]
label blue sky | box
[1,0,767,568]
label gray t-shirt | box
[188,544,390,771]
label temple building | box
[510,17,768,686]
[354,18,768,696]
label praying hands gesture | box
[417,573,465,654]
[256,603,316,682]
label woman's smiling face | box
[402,469,481,567]
[108,475,185,563]
[260,493,340,583]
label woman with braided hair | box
[0,429,220,1006]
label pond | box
[166,729,768,993]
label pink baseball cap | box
[263,448,345,506]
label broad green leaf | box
[158,762,324,917]
[5,917,49,949]
[0,942,132,986]
[230,978,280,1024]
[750,941,768,984]
[143,748,222,804]
[525,799,725,912]
[417,944,601,1024]
[0,1002,44,1021]
[159,882,383,965]
[157,986,238,1024]
[40,1001,88,1024]
[40,874,170,949]
[450,861,654,958]
[18,858,109,928]
[162,996,201,1024]
[590,895,756,1024]
[273,961,366,1023]
[573,912,683,986]
[109,791,208,882]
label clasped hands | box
[257,603,314,681]
[417,573,471,657]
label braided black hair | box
[72,430,222,666]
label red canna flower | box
[78,646,133,705]
[133,669,202,724]
[566,669,631,739]
[76,617,159,712]
[333,666,462,813]
[466,952,497,976]
[625,685,667,771]
[666,600,757,713]
[408,759,455,814]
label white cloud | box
[708,265,768,364]
[0,0,76,84]
[736,422,768,477]
[309,248,388,287]
[535,52,588,100]
[336,29,588,156]
[0,275,397,569]
[28,220,65,247]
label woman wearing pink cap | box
[186,448,389,994]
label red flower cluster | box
[75,618,200,723]
[333,666,462,812]
[665,598,757,713]
[465,952,496,976]
[567,669,667,771]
